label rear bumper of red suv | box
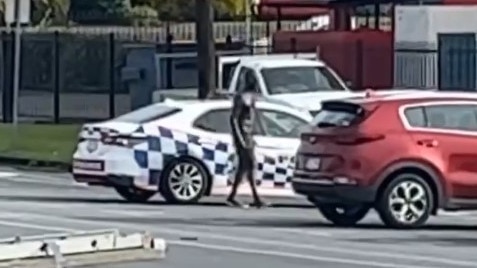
[291,171,376,205]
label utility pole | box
[196,0,216,99]
[12,0,22,126]
[244,0,252,46]
[6,0,29,125]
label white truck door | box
[218,56,241,90]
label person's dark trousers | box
[227,148,261,203]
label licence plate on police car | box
[86,140,99,153]
[305,158,321,170]
[73,160,104,171]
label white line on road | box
[268,227,332,237]
[169,240,435,268]
[99,209,164,217]
[0,211,447,268]
[0,176,85,188]
[0,172,18,178]
[4,211,476,267]
[0,219,77,232]
[15,171,71,181]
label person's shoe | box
[226,198,248,208]
[249,199,271,209]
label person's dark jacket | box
[229,93,254,151]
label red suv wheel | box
[376,172,434,228]
[318,205,370,227]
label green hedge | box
[0,124,81,163]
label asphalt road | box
[0,168,476,268]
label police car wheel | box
[161,158,209,204]
[115,186,155,203]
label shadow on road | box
[2,195,475,232]
[0,195,314,209]
[73,214,477,232]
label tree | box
[135,0,243,21]
[31,0,71,26]
[215,0,248,19]
[130,4,159,26]
[69,0,132,25]
[0,0,5,26]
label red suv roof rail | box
[364,88,375,98]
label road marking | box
[0,176,83,187]
[169,240,434,268]
[439,211,473,216]
[0,219,77,232]
[99,209,164,217]
[191,224,332,237]
[267,227,332,237]
[16,171,71,180]
[7,212,477,267]
[16,172,88,187]
[0,172,18,178]
[0,171,88,188]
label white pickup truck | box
[218,54,420,115]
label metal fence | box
[2,21,301,42]
[395,48,477,91]
[0,30,268,124]
[1,31,122,123]
[2,22,473,124]
[0,22,304,124]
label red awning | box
[257,0,329,7]
[442,0,477,3]
[254,0,330,20]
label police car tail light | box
[103,133,146,148]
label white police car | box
[72,98,312,204]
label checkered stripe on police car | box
[133,126,232,185]
[81,126,119,139]
[256,155,294,187]
[226,154,294,187]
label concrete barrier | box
[0,229,166,267]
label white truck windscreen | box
[260,66,347,95]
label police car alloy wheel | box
[161,158,209,204]
[376,173,433,229]
[115,186,156,203]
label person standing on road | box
[226,70,268,209]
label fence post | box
[355,40,364,90]
[53,31,60,124]
[291,37,297,54]
[165,34,173,89]
[0,31,3,123]
[108,32,115,119]
[3,31,15,123]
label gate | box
[438,33,477,91]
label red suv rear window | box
[312,101,366,127]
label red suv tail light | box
[334,134,385,145]
[301,132,385,146]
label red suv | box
[292,92,477,228]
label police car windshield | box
[261,66,346,95]
[115,104,181,124]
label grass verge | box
[0,124,80,164]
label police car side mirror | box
[345,80,353,88]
